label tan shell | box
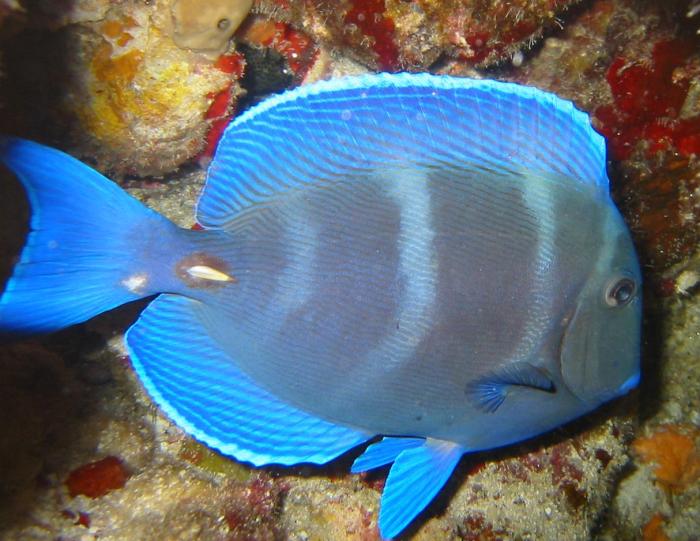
[170,0,253,53]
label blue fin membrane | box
[198,73,608,227]
[0,137,171,334]
[126,294,370,466]
[466,362,555,413]
[351,437,425,473]
[379,439,463,539]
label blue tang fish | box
[0,73,641,538]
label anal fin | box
[126,294,370,466]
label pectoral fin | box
[465,361,555,413]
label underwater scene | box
[0,0,698,539]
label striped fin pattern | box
[126,294,370,466]
[379,439,463,539]
[198,73,608,227]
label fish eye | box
[605,277,637,307]
[217,18,231,30]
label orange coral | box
[632,425,700,493]
[642,513,669,541]
[102,16,137,47]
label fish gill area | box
[0,1,698,540]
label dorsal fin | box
[197,73,608,228]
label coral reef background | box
[0,0,698,540]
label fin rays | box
[198,73,607,227]
[379,439,463,539]
[0,137,170,333]
[127,294,369,466]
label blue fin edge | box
[219,74,604,163]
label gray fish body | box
[195,162,635,450]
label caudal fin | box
[0,137,174,334]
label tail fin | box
[0,137,175,334]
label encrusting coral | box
[0,0,251,177]
[632,425,700,494]
[254,0,584,71]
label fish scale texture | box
[198,73,607,227]
[126,294,369,466]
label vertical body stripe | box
[269,201,319,333]
[366,168,438,372]
[517,173,558,358]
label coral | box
[632,425,700,494]
[592,25,700,272]
[200,51,246,159]
[595,448,613,468]
[271,0,585,72]
[642,513,670,541]
[224,474,288,541]
[616,158,700,272]
[0,1,247,176]
[342,0,399,70]
[549,441,584,485]
[657,254,700,299]
[281,475,383,541]
[594,39,700,161]
[21,0,112,27]
[238,16,319,84]
[591,20,700,272]
[178,439,252,481]
[434,0,582,68]
[607,281,700,541]
[65,456,129,498]
[169,0,253,54]
[458,512,508,541]
[71,5,243,176]
[62,509,92,528]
